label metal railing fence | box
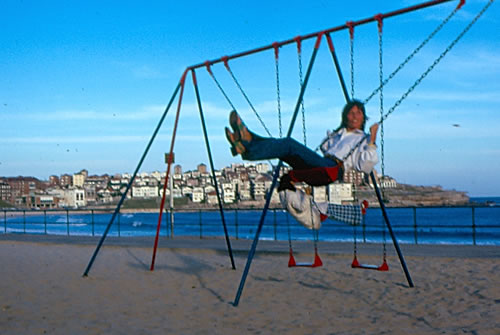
[2,205,499,246]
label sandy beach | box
[1,235,499,335]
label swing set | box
[81,0,493,307]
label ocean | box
[2,197,499,246]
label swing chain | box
[206,63,237,111]
[225,62,273,136]
[382,220,387,261]
[349,32,355,99]
[378,16,386,201]
[380,0,494,124]
[378,20,388,257]
[363,2,465,105]
[275,47,283,138]
[297,44,307,146]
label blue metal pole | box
[83,82,181,277]
[191,69,236,269]
[234,34,323,306]
[370,172,414,287]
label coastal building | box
[174,164,182,175]
[206,191,218,205]
[380,175,397,189]
[31,192,60,209]
[197,163,207,174]
[0,180,11,202]
[255,163,270,174]
[221,182,236,203]
[97,188,113,204]
[1,164,420,209]
[252,174,272,201]
[186,177,199,187]
[2,177,44,207]
[150,171,162,182]
[84,175,109,189]
[172,187,182,198]
[49,175,60,186]
[343,169,365,186]
[61,187,86,208]
[182,186,193,198]
[60,174,72,188]
[313,186,328,203]
[84,184,97,205]
[132,184,159,198]
[328,183,354,204]
[238,180,252,201]
[109,176,123,192]
[73,172,86,187]
[192,187,204,203]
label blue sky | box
[0,0,498,197]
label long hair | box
[335,99,367,132]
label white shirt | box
[319,128,378,174]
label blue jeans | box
[241,135,336,170]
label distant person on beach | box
[224,100,379,228]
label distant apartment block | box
[132,184,159,198]
[328,183,355,204]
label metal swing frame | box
[234,0,485,305]
[79,0,493,309]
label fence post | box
[199,209,203,239]
[273,208,277,241]
[170,208,174,238]
[117,210,121,237]
[413,207,418,244]
[235,209,239,240]
[362,215,366,243]
[4,210,6,233]
[44,210,47,234]
[472,206,476,246]
[23,210,26,233]
[91,210,95,236]
[165,208,169,238]
[66,209,69,236]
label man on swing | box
[225,99,379,228]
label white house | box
[192,187,204,203]
[380,176,397,189]
[238,180,252,201]
[328,183,354,204]
[312,185,328,203]
[62,187,86,208]
[221,182,236,203]
[206,191,218,205]
[182,186,193,198]
[252,174,272,201]
[132,184,159,198]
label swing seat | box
[288,249,323,268]
[351,256,389,271]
